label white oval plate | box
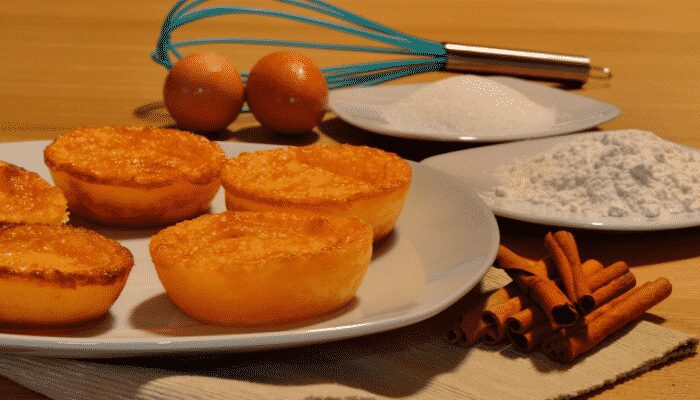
[422,130,700,231]
[328,76,620,143]
[0,141,499,358]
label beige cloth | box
[0,269,696,400]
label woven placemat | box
[0,268,696,400]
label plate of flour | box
[422,130,700,231]
[328,75,620,142]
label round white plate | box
[0,141,499,358]
[328,76,620,143]
[421,130,700,231]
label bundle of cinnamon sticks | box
[448,230,672,363]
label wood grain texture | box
[0,1,698,399]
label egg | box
[245,51,328,134]
[163,52,245,132]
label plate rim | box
[328,76,621,143]
[0,140,499,358]
[421,129,700,231]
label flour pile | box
[488,130,700,219]
[384,75,556,136]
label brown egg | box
[246,51,328,134]
[163,53,245,132]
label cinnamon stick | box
[506,269,637,351]
[461,247,602,346]
[517,273,578,327]
[507,259,624,333]
[481,295,530,344]
[580,258,605,276]
[592,272,636,307]
[496,245,578,329]
[448,320,487,346]
[545,231,594,314]
[473,247,542,344]
[447,325,466,345]
[542,277,672,363]
[495,245,550,277]
[586,261,629,291]
[508,322,552,353]
[448,282,522,346]
[507,305,548,334]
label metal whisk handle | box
[443,42,611,85]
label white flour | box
[487,130,700,219]
[384,75,555,136]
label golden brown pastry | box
[221,144,412,241]
[44,126,226,227]
[0,224,133,326]
[150,211,373,326]
[0,160,67,225]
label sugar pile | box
[487,130,700,219]
[383,75,556,136]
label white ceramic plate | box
[328,76,620,142]
[421,130,700,231]
[0,141,499,358]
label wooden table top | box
[1,1,698,399]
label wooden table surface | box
[1,1,698,399]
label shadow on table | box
[133,101,322,146]
[104,287,483,398]
[494,322,641,374]
[132,100,478,162]
[66,215,163,240]
[0,314,114,337]
[319,116,479,161]
[212,125,320,146]
[497,217,700,267]
[128,294,360,337]
[133,101,172,125]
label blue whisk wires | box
[152,0,446,89]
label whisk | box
[152,0,611,89]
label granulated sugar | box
[488,130,700,219]
[384,75,556,136]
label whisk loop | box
[153,0,610,88]
[153,0,446,89]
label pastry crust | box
[44,126,226,226]
[44,126,225,187]
[0,161,67,225]
[150,211,373,326]
[221,144,412,240]
[0,224,133,326]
